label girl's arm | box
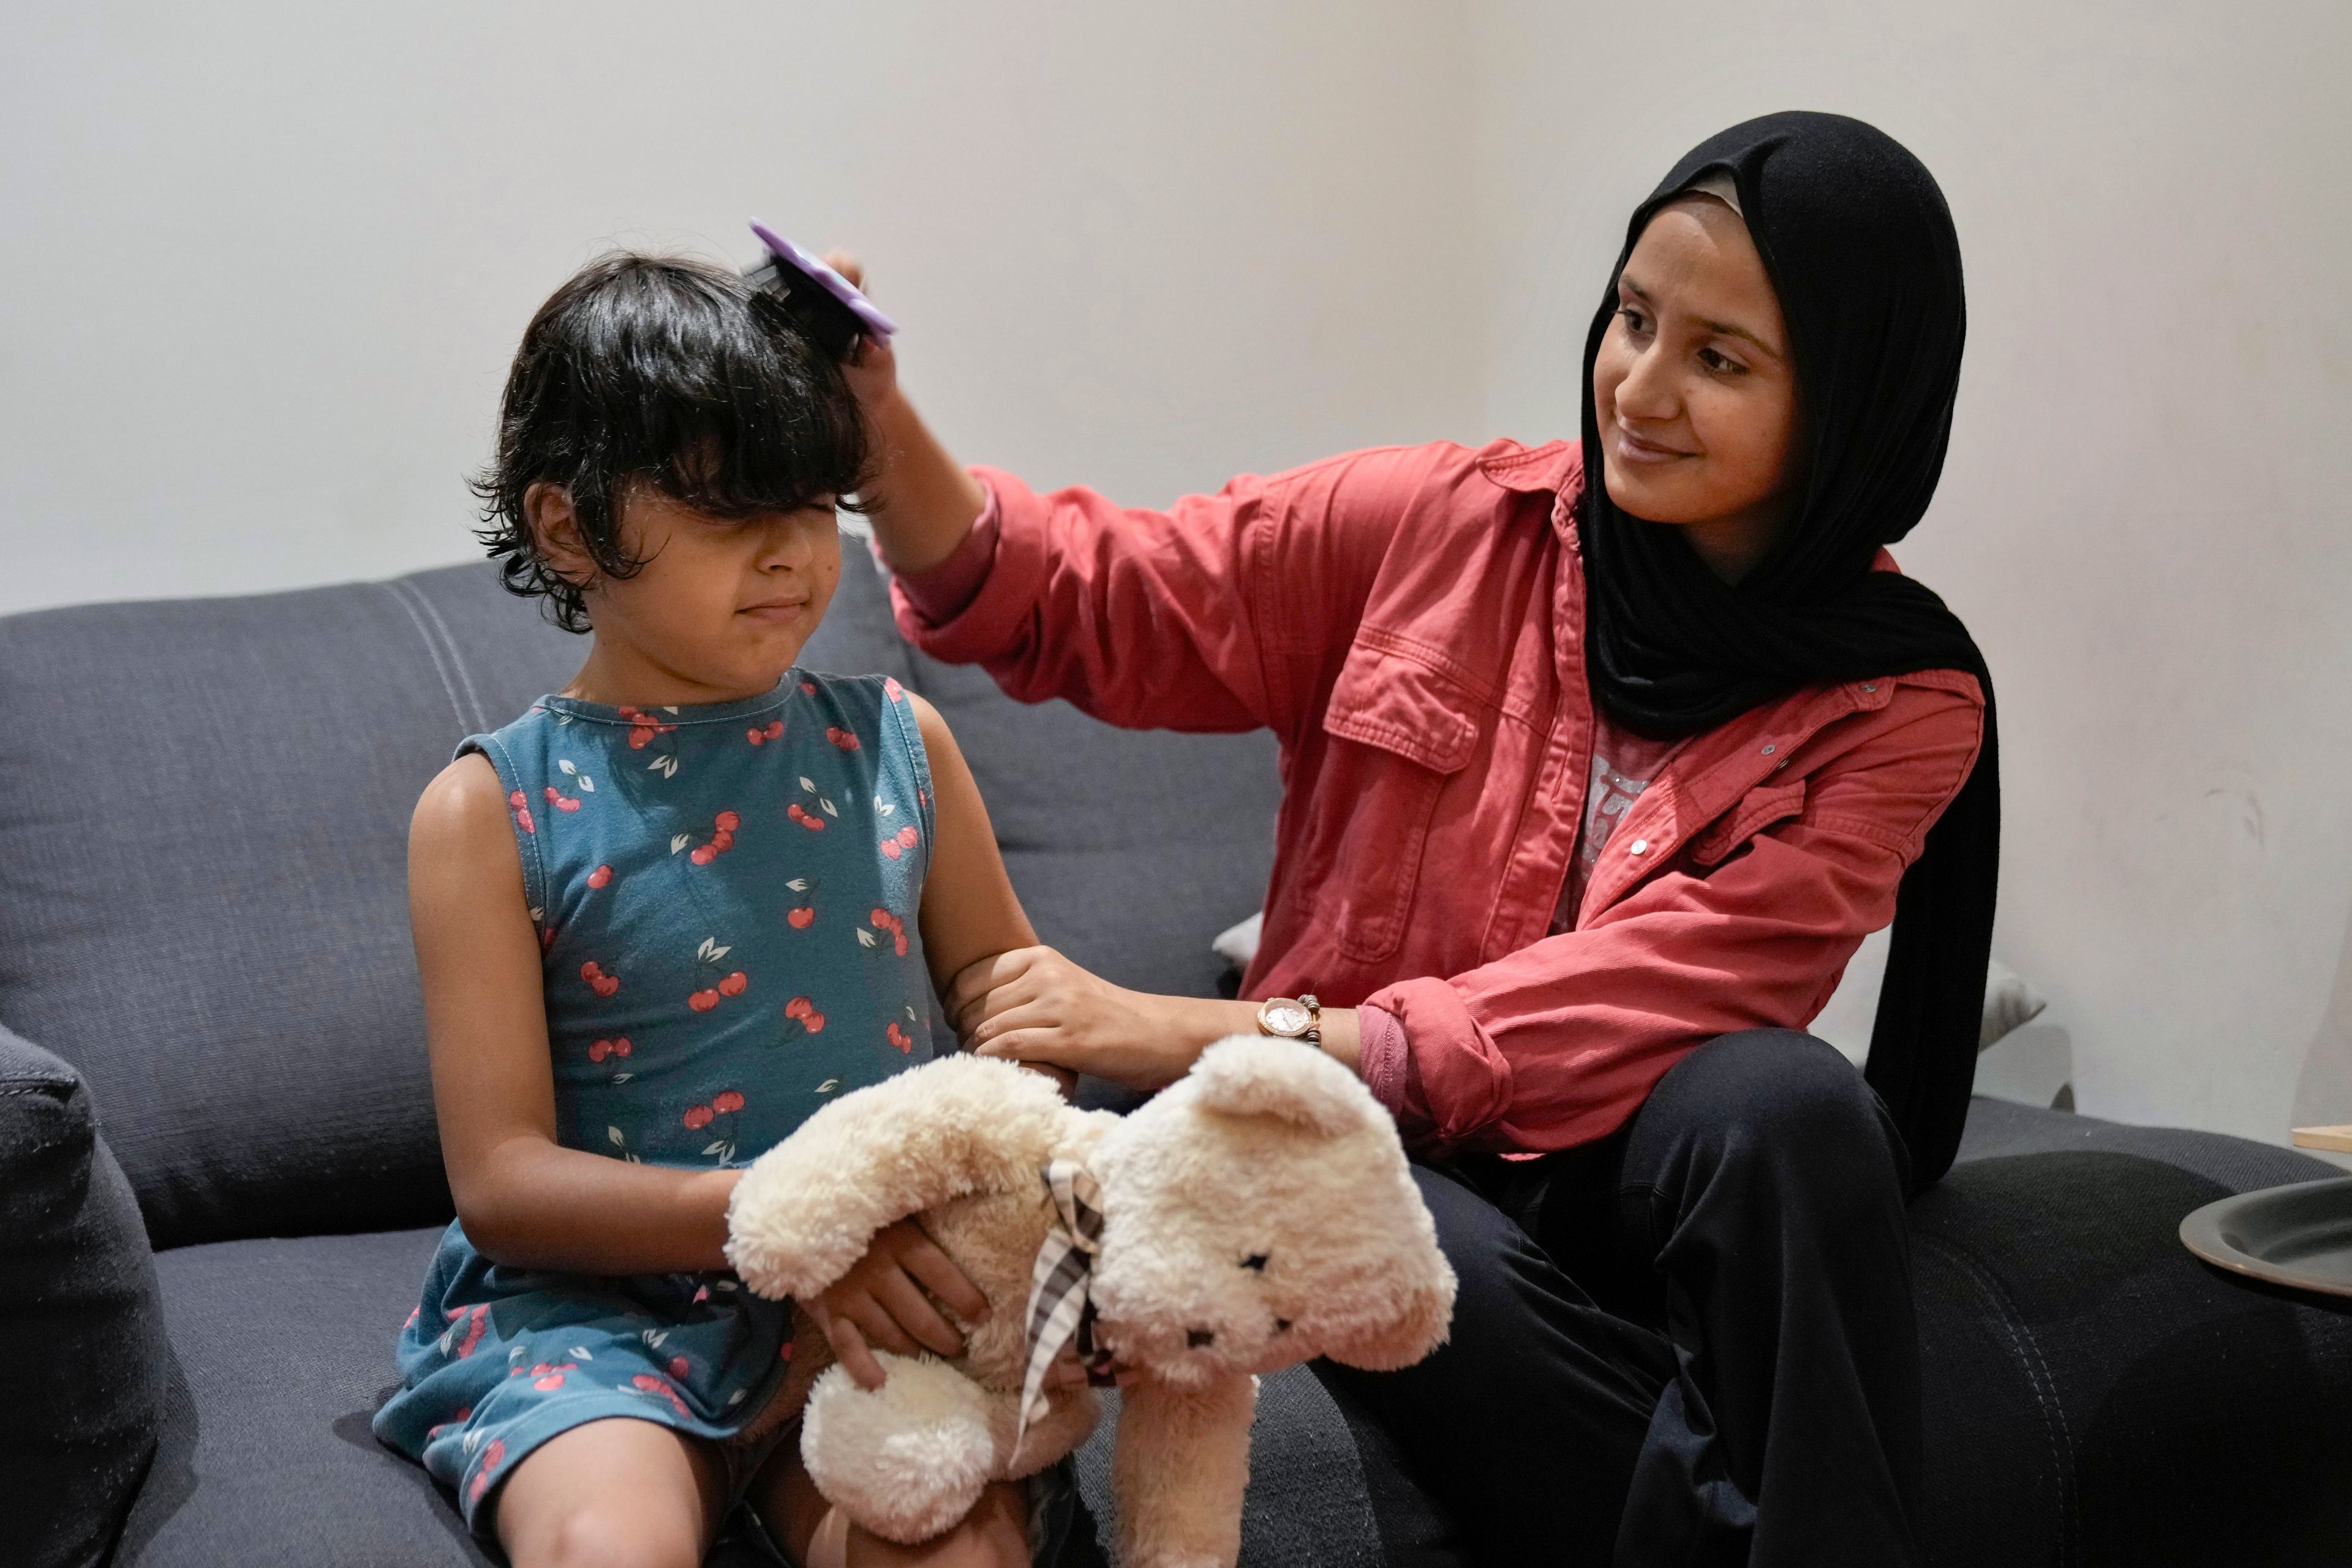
[410,753,744,1274]
[903,692,1074,1097]
[807,691,1073,1390]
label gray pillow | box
[0,1022,168,1568]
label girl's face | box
[1591,196,1802,582]
[535,481,843,705]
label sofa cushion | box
[116,1222,1373,1567]
[0,567,585,1247]
[0,544,1270,1246]
[0,1022,169,1568]
[1913,1099,2352,1566]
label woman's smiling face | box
[1591,195,1803,582]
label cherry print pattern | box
[579,960,620,998]
[785,875,820,928]
[630,1374,693,1420]
[746,718,786,746]
[617,705,678,751]
[518,1360,578,1392]
[685,809,741,866]
[879,823,921,861]
[883,677,905,703]
[825,725,861,752]
[468,1438,507,1504]
[444,1303,491,1360]
[785,995,828,1033]
[586,864,613,889]
[542,785,582,813]
[687,937,745,1011]
[588,1037,633,1064]
[863,907,910,958]
[507,791,536,834]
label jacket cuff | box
[1362,976,1514,1150]
[890,481,1001,624]
[1355,1004,1434,1140]
[889,466,1053,665]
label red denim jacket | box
[892,439,1985,1156]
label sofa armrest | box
[0,1020,169,1568]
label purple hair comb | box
[745,221,897,360]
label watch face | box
[1262,1001,1310,1036]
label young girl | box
[372,254,1085,1568]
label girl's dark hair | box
[472,251,872,632]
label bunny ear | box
[1186,1036,1385,1137]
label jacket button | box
[1761,743,1777,756]
[1628,839,1649,856]
[1862,682,1878,693]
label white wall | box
[1471,0,2352,1145]
[0,0,1479,616]
[10,1,2352,1150]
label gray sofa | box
[7,543,2352,1568]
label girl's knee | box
[521,1506,704,1568]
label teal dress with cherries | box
[374,671,940,1530]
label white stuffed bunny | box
[725,1036,1455,1568]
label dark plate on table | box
[2180,1177,2352,1298]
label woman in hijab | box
[835,112,1988,1564]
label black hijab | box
[1578,111,1996,1191]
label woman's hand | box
[809,1217,991,1391]
[948,946,1246,1090]
[816,250,987,575]
[820,251,900,417]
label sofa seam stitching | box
[376,581,472,738]
[394,576,492,732]
[1912,1230,2076,1566]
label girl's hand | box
[947,946,1218,1090]
[820,251,900,415]
[809,1217,991,1391]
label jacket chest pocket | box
[1303,641,1482,964]
[1687,779,1808,869]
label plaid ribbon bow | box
[1017,1158,1118,1444]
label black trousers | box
[1316,1030,1921,1568]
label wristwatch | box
[1256,994,1322,1047]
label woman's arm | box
[944,948,1363,1088]
[1368,683,1987,1156]
[824,252,1419,744]
[944,682,1981,1141]
[842,337,989,576]
[410,755,740,1274]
